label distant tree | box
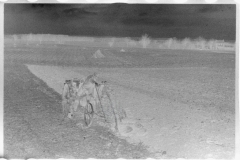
[124,37,130,48]
[108,38,115,47]
[58,35,64,44]
[195,37,206,50]
[13,34,18,47]
[38,34,43,44]
[181,38,191,49]
[166,38,173,49]
[208,39,217,50]
[26,33,33,45]
[171,37,179,49]
[139,34,151,48]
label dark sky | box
[4,3,236,40]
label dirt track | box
[27,64,235,159]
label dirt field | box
[4,42,235,158]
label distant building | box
[215,40,235,51]
[223,42,235,51]
[215,40,225,50]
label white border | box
[0,1,239,160]
[236,3,240,160]
[1,0,239,4]
[0,1,4,158]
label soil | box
[4,62,153,159]
[27,64,235,159]
[4,42,236,159]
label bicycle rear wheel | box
[84,102,94,127]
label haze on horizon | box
[4,3,236,41]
